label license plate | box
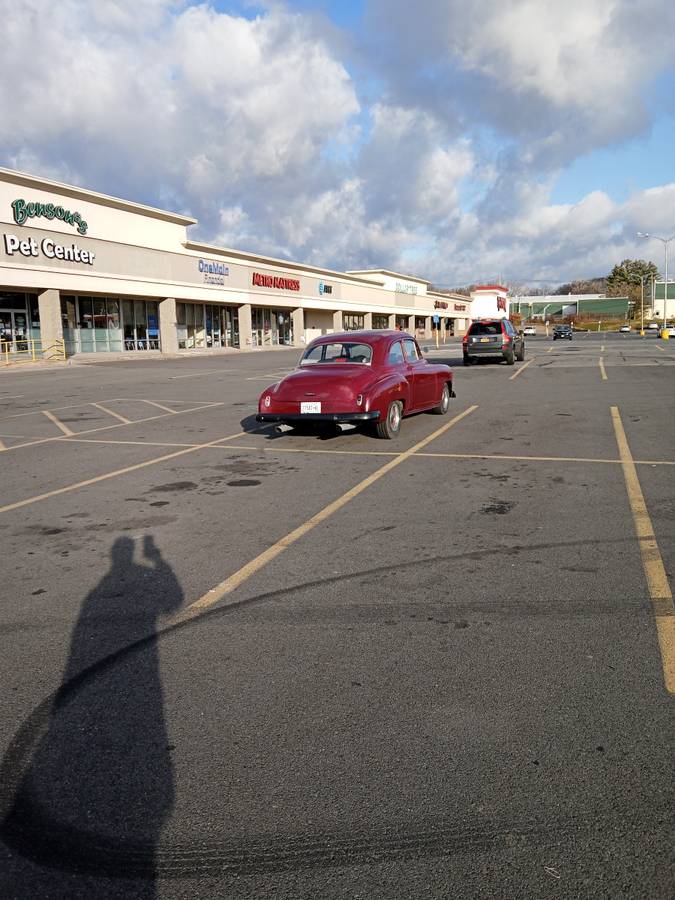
[480,337,489,342]
[300,401,321,413]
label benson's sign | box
[252,272,300,291]
[11,198,88,235]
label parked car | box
[523,324,537,336]
[665,324,675,337]
[462,319,525,366]
[647,322,660,330]
[619,324,631,333]
[256,331,454,439]
[552,324,573,340]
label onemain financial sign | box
[198,258,229,286]
[3,232,95,265]
[11,198,88,235]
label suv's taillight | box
[462,334,469,345]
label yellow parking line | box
[546,346,554,353]
[611,406,675,694]
[63,437,198,449]
[655,344,665,352]
[601,344,605,352]
[509,357,535,381]
[599,357,607,380]
[170,369,237,379]
[42,409,74,436]
[172,405,479,623]
[91,402,132,425]
[3,402,223,453]
[138,399,178,414]
[0,431,246,515]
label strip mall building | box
[0,167,475,358]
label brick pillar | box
[332,310,343,332]
[37,289,64,354]
[158,297,178,354]
[291,307,305,347]
[239,304,253,347]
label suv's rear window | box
[468,322,502,335]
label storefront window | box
[372,314,389,329]
[343,313,365,331]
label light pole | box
[637,232,675,336]
[637,273,651,336]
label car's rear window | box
[300,342,373,365]
[468,322,502,335]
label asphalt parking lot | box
[0,331,673,899]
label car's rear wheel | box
[516,344,525,361]
[431,382,450,415]
[376,400,402,439]
[505,349,515,365]
[463,354,472,366]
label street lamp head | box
[637,231,649,238]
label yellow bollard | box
[660,328,670,340]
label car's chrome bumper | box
[256,411,381,424]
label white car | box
[647,322,659,330]
[665,324,675,337]
[523,325,536,336]
[619,324,631,333]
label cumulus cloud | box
[0,0,673,286]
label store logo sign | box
[497,296,507,311]
[198,258,228,285]
[434,300,448,309]
[318,281,333,295]
[11,198,88,235]
[454,302,466,311]
[395,281,418,295]
[3,232,95,265]
[252,272,300,291]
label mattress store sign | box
[3,233,95,265]
[199,258,229,286]
[11,198,88,235]
[252,272,300,291]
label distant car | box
[665,324,675,338]
[552,324,573,340]
[647,322,659,330]
[619,324,631,333]
[256,330,454,439]
[523,325,537,336]
[462,319,525,366]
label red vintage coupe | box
[256,330,455,439]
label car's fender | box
[362,373,412,415]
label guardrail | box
[1,338,66,366]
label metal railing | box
[1,338,66,366]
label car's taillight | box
[462,335,468,345]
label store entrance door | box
[0,310,29,352]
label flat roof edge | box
[347,269,431,285]
[0,167,197,226]
[184,241,385,285]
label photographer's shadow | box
[1,536,182,896]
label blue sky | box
[2,0,674,286]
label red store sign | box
[434,300,448,309]
[252,272,300,291]
[453,303,466,311]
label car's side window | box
[402,339,419,362]
[387,341,404,365]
